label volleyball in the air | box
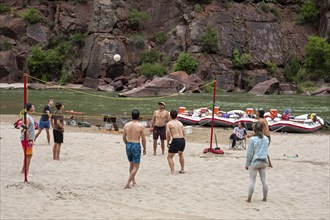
[113,54,121,62]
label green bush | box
[27,46,65,81]
[270,7,280,17]
[284,54,301,82]
[128,9,149,30]
[128,34,145,49]
[172,53,198,75]
[140,50,161,64]
[232,48,250,69]
[296,80,316,93]
[259,1,270,13]
[266,61,277,74]
[0,3,10,14]
[298,0,319,23]
[151,32,167,45]
[70,32,86,46]
[59,70,74,84]
[21,8,44,24]
[140,63,167,78]
[194,4,203,13]
[201,25,218,53]
[304,36,330,82]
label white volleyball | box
[113,54,121,62]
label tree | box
[201,25,218,53]
[304,36,330,82]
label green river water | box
[0,89,329,122]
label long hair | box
[253,122,264,139]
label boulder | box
[242,69,269,91]
[119,77,180,97]
[311,87,330,96]
[279,83,297,94]
[249,78,280,95]
[216,71,236,91]
[111,80,124,91]
[28,83,46,90]
[98,84,115,92]
[128,75,148,89]
[83,77,102,89]
[169,71,204,92]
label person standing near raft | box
[166,109,186,175]
[123,109,146,189]
[248,108,273,168]
[150,102,170,155]
[245,122,269,203]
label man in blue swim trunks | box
[34,99,53,145]
[123,109,146,189]
[166,109,186,175]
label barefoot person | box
[52,102,64,160]
[20,103,35,175]
[247,108,272,167]
[150,102,170,155]
[123,109,146,189]
[34,99,53,145]
[166,109,185,175]
[245,122,269,203]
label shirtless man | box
[247,109,272,167]
[123,109,146,189]
[150,102,170,155]
[166,109,185,175]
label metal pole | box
[23,70,28,182]
[209,80,216,151]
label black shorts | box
[53,129,63,144]
[168,138,185,153]
[153,125,166,140]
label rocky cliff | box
[0,0,329,93]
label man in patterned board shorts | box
[123,109,146,189]
[149,102,170,155]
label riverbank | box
[0,114,329,219]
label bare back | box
[259,118,270,136]
[153,109,169,127]
[167,119,184,139]
[123,121,146,143]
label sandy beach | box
[0,114,329,219]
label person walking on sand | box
[150,102,170,155]
[166,109,186,175]
[20,103,35,175]
[34,99,53,145]
[123,109,146,189]
[52,102,64,160]
[245,122,269,203]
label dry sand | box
[0,114,329,219]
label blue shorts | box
[39,119,50,129]
[126,142,141,164]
